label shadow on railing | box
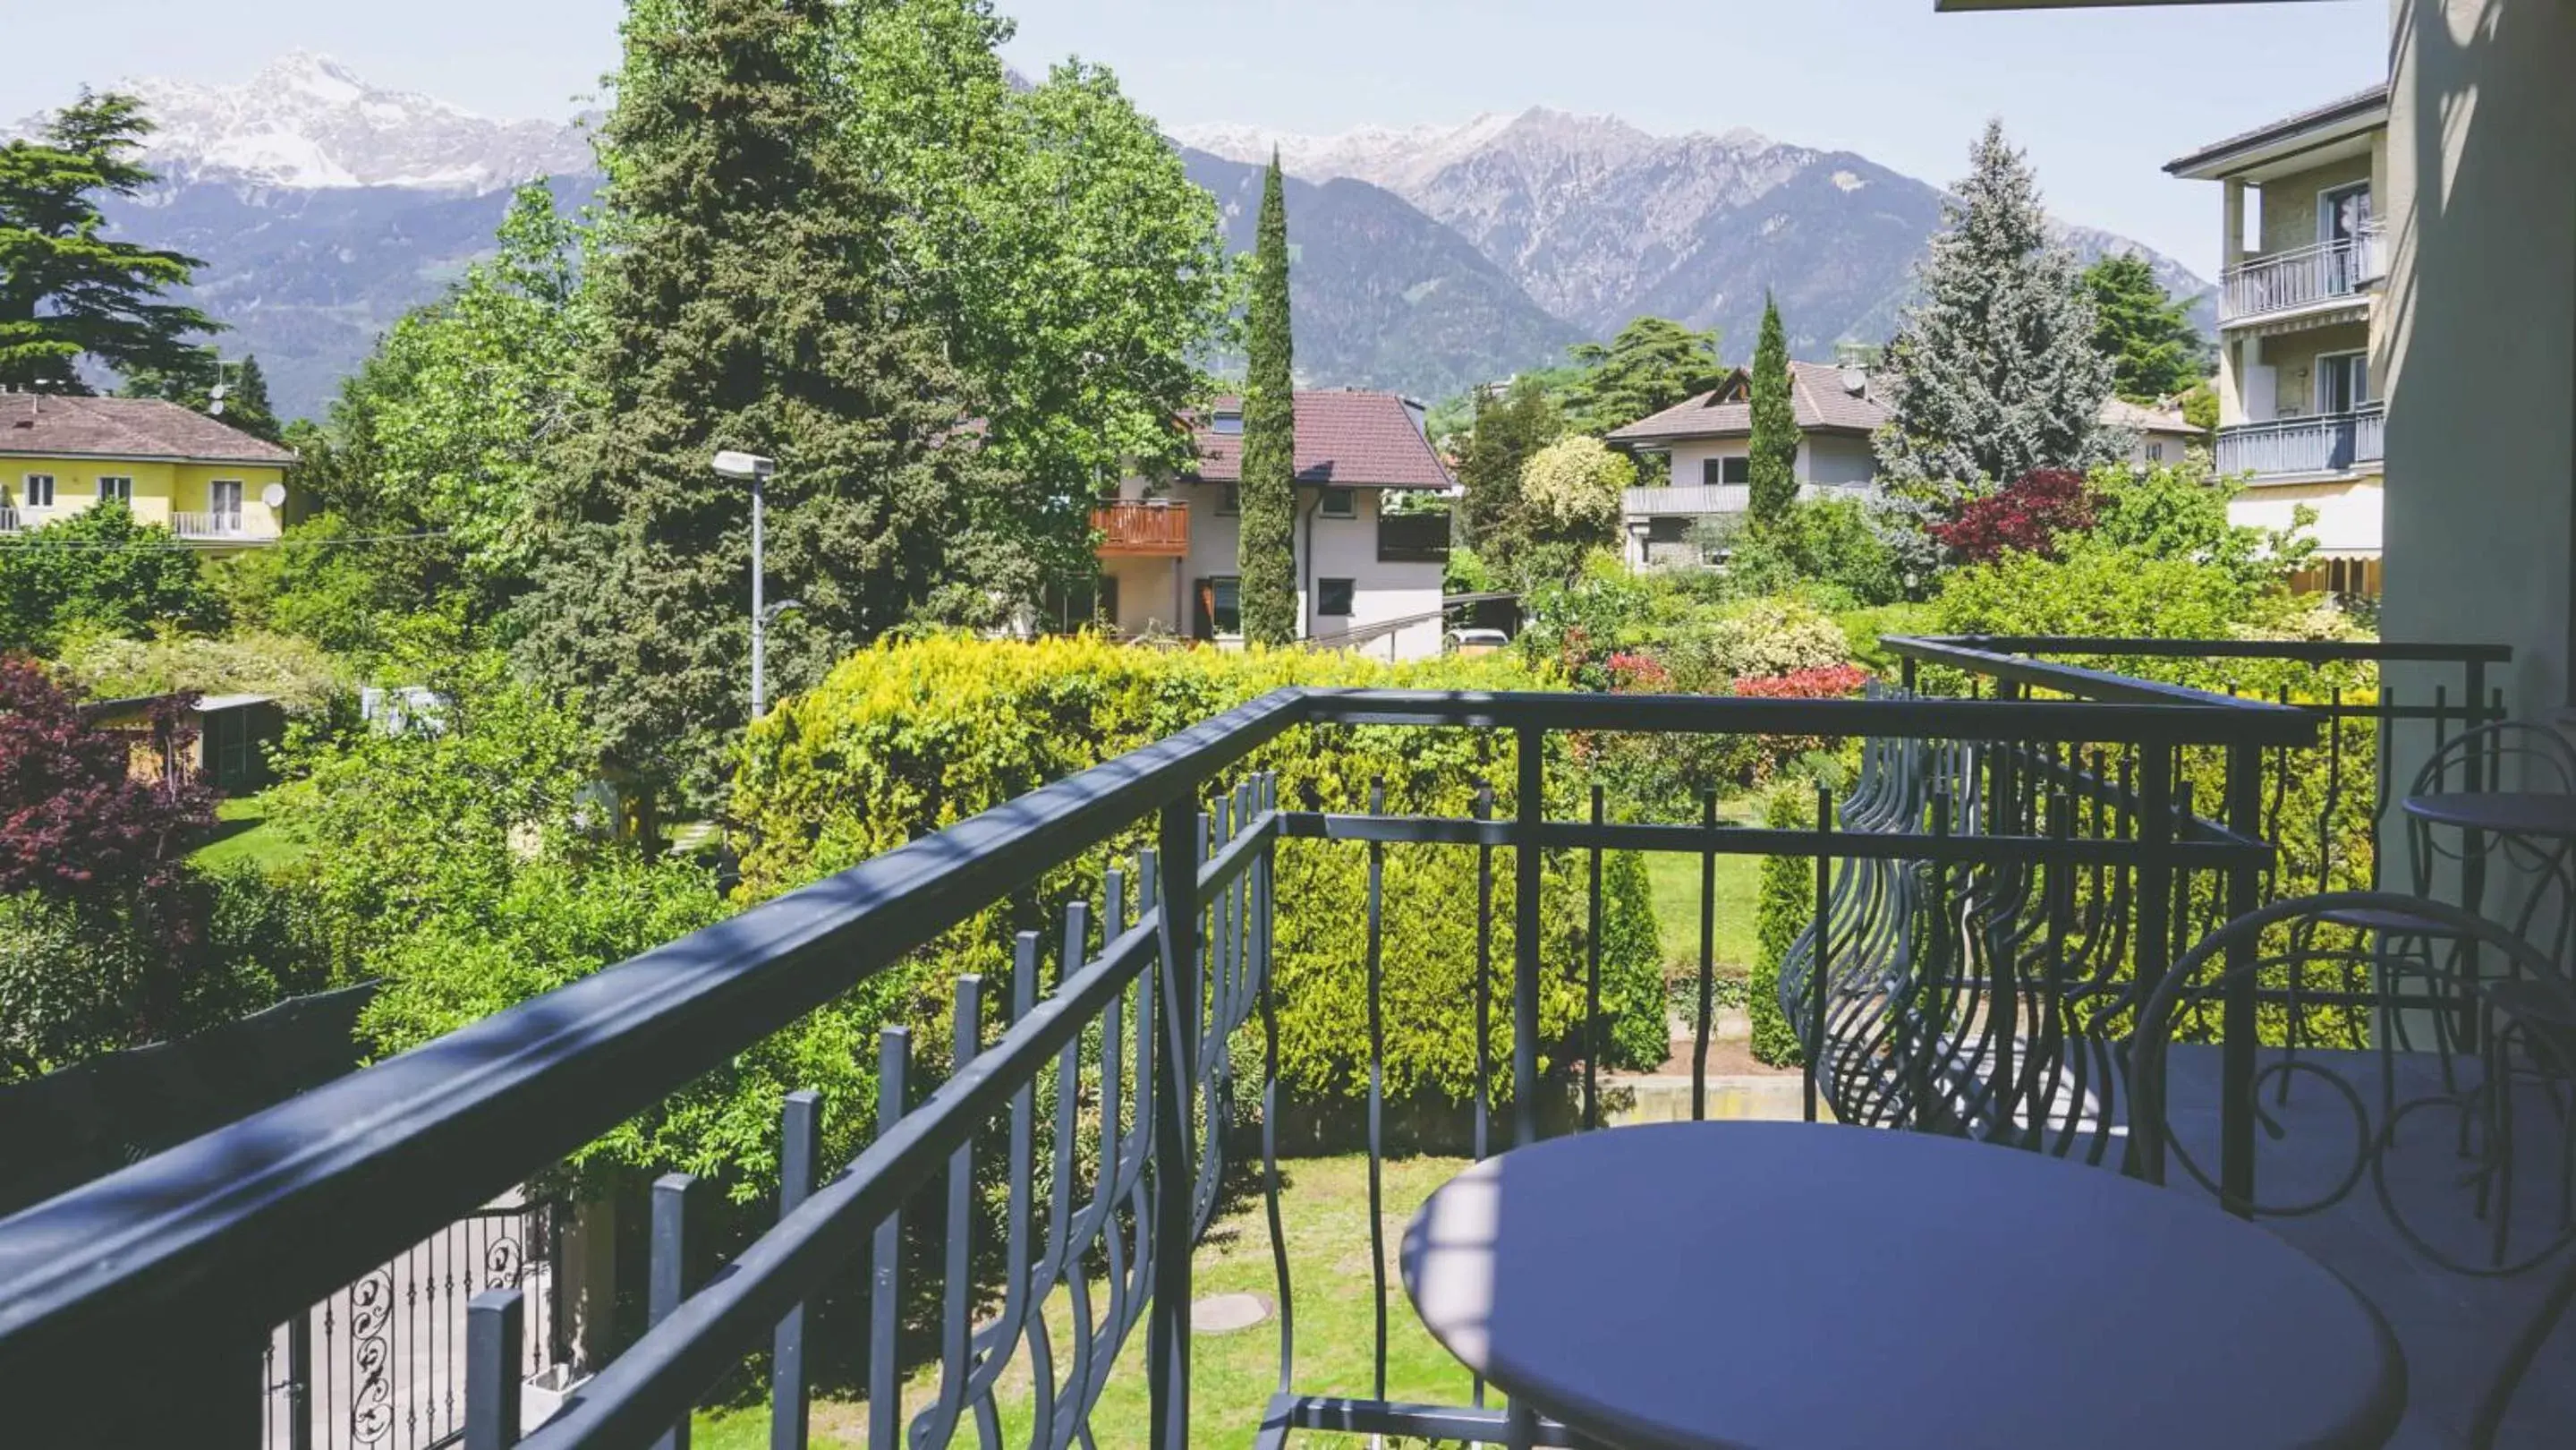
[0,670,2400,1447]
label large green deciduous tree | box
[2083,252,2209,404]
[515,0,1028,812]
[309,183,590,610]
[818,0,1232,598]
[0,91,217,391]
[1455,378,1563,576]
[1747,294,1798,525]
[1875,122,2117,500]
[1237,154,1298,645]
[1562,316,1725,436]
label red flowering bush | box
[1729,662,1873,700]
[1928,468,2100,566]
[1606,651,1671,692]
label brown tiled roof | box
[1603,362,1888,446]
[1189,390,1452,489]
[0,395,298,465]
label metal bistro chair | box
[2133,892,2576,1450]
[2331,721,2576,954]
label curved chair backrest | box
[2133,891,2576,1449]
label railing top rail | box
[1880,639,2322,734]
[0,686,1311,1371]
[1918,635,2512,666]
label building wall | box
[0,455,288,542]
[2381,0,2576,736]
[2227,478,2385,557]
[2254,320,2376,420]
[1652,439,1747,490]
[1806,434,1876,487]
[1117,478,1441,660]
[2257,155,2377,256]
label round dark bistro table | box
[1399,1121,2406,1450]
[2403,791,2576,843]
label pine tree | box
[219,354,279,440]
[514,0,1028,813]
[0,91,217,390]
[1561,316,1725,436]
[1875,121,2117,499]
[2083,252,2208,404]
[1747,294,1798,525]
[1237,153,1297,645]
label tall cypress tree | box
[1237,153,1297,646]
[1875,121,2116,499]
[0,91,217,390]
[515,0,1025,813]
[1747,294,1798,525]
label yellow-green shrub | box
[733,635,1667,1109]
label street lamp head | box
[712,449,778,481]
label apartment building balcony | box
[2215,404,2385,480]
[173,509,273,542]
[1622,482,1747,517]
[2219,226,2385,328]
[13,639,2575,1450]
[1092,499,1188,557]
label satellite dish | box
[261,482,287,509]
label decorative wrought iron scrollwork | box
[346,1269,395,1445]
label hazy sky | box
[9,0,2388,277]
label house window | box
[23,474,54,508]
[1198,576,1241,637]
[2145,442,2165,463]
[1701,456,1750,487]
[1216,485,1240,516]
[1645,517,1692,544]
[1319,490,1357,519]
[98,476,132,503]
[1316,577,1356,617]
[2316,353,2369,414]
[1208,409,1245,435]
[1097,575,1120,627]
[210,479,244,526]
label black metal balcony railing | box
[0,639,2516,1448]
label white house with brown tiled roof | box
[1097,389,1454,660]
[1603,361,1885,567]
[0,394,296,550]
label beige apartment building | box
[2168,86,2390,597]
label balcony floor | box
[2130,1046,2575,1450]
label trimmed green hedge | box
[733,635,1667,1110]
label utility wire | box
[0,529,457,553]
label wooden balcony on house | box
[1093,500,1189,557]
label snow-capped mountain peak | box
[20,50,593,192]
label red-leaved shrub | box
[1927,468,2099,565]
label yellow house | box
[0,393,296,552]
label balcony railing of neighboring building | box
[1620,483,1746,516]
[0,637,2533,1448]
[2215,403,2385,479]
[2219,223,2385,322]
[173,509,259,541]
[1092,499,1189,556]
[1376,510,1450,564]
[0,506,63,533]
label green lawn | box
[694,1155,1480,1449]
[190,792,305,872]
[1642,811,1764,973]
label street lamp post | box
[712,450,780,716]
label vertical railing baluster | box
[925,974,985,1441]
[1514,726,1543,1147]
[1474,784,1494,1163]
[288,1301,312,1450]
[1149,794,1201,1450]
[1365,776,1390,1400]
[2133,746,2174,1179]
[1259,777,1296,1403]
[1694,789,1717,1122]
[465,1288,523,1450]
[1807,784,1832,1125]
[769,1091,820,1450]
[649,1173,694,1450]
[2221,744,2263,1213]
[867,1028,911,1450]
[1586,784,1604,1131]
